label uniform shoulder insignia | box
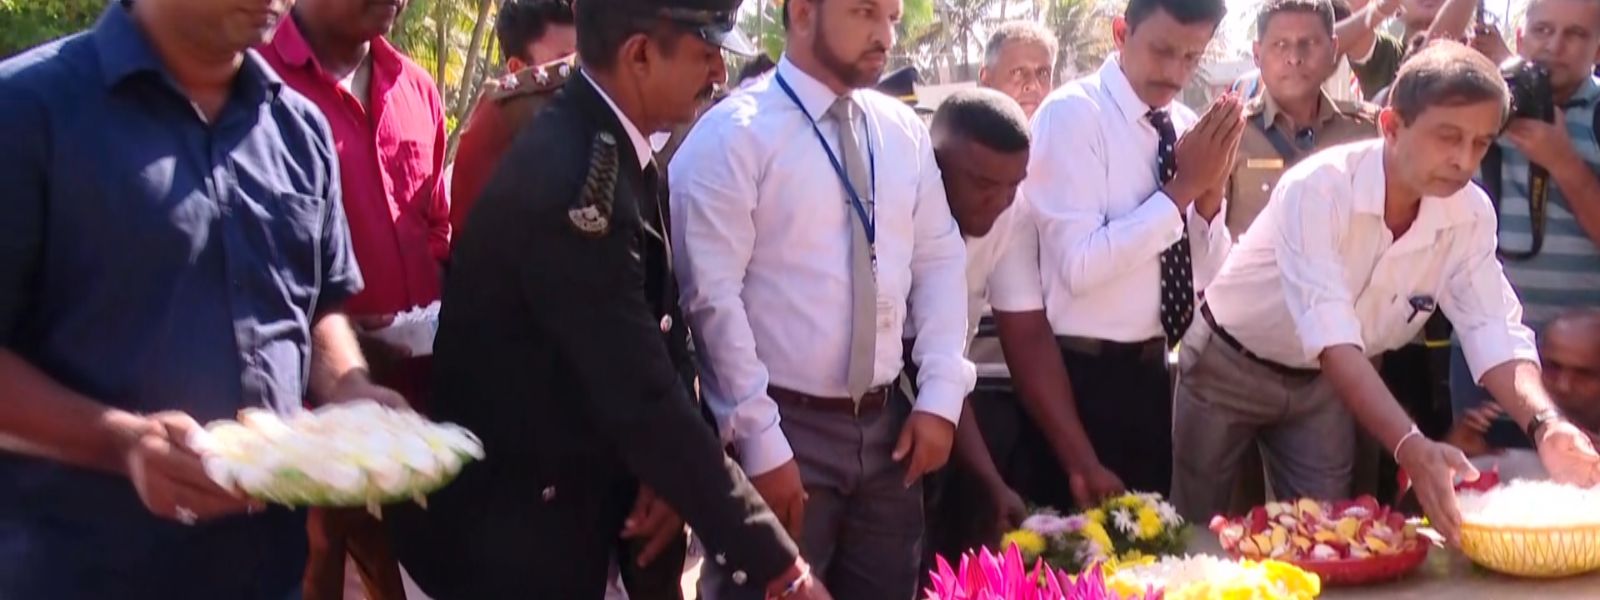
[1336,99,1381,123]
[568,131,619,237]
[490,59,573,103]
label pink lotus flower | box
[924,545,1161,600]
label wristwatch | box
[1526,408,1566,447]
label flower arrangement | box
[1004,492,1190,572]
[924,544,1159,600]
[1106,555,1321,600]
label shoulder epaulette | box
[489,57,575,103]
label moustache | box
[859,46,889,62]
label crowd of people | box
[5,0,1600,598]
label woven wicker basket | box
[1459,521,1600,578]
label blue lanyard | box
[774,73,876,246]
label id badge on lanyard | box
[774,73,878,272]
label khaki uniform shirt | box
[1225,92,1380,237]
[449,56,575,236]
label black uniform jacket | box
[389,73,796,599]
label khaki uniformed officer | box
[1225,0,1378,238]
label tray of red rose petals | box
[1211,495,1432,586]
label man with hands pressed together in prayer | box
[1172,42,1600,546]
[992,0,1245,510]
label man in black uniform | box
[388,1,828,598]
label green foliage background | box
[0,0,105,59]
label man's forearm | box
[952,399,1007,490]
[1335,5,1388,58]
[995,310,1102,472]
[0,349,150,474]
[1480,359,1559,430]
[1548,156,1600,245]
[1320,344,1416,449]
[308,310,370,404]
[1426,0,1479,41]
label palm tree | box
[899,0,999,81]
[1045,0,1115,80]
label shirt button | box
[1260,183,1270,192]
[731,570,748,585]
[541,486,557,502]
[660,315,673,333]
[715,553,727,566]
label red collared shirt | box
[261,17,449,317]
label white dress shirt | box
[670,57,975,476]
[992,55,1233,342]
[584,70,653,169]
[963,195,1025,379]
[1205,139,1538,382]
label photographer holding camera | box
[1452,0,1600,449]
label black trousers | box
[924,380,1027,565]
[1015,341,1173,512]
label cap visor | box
[705,27,758,57]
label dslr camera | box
[1500,57,1555,123]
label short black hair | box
[1126,0,1228,30]
[496,0,575,62]
[575,0,681,71]
[1388,40,1509,124]
[1256,0,1335,38]
[931,88,1031,154]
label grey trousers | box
[700,393,924,600]
[1170,317,1357,523]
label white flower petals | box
[195,404,484,507]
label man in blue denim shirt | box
[0,1,402,598]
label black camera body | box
[1501,57,1555,123]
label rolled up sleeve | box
[1443,213,1539,383]
[670,115,793,477]
[906,127,977,426]
[988,200,1047,313]
[1273,176,1365,362]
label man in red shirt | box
[259,0,449,598]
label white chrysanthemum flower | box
[1113,508,1138,536]
[196,403,483,506]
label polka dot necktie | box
[1148,109,1194,348]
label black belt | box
[1055,335,1166,362]
[1199,304,1320,378]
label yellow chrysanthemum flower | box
[1261,560,1322,597]
[1081,520,1113,554]
[1136,506,1164,540]
[1085,508,1107,525]
[1001,529,1048,558]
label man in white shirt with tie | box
[669,0,974,597]
[992,0,1244,504]
[1172,42,1600,545]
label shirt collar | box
[266,14,402,84]
[1566,75,1600,108]
[1353,139,1478,242]
[581,70,654,170]
[776,55,848,124]
[1099,53,1158,125]
[1255,91,1339,130]
[94,3,281,101]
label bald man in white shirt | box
[670,0,974,597]
[1172,42,1600,545]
